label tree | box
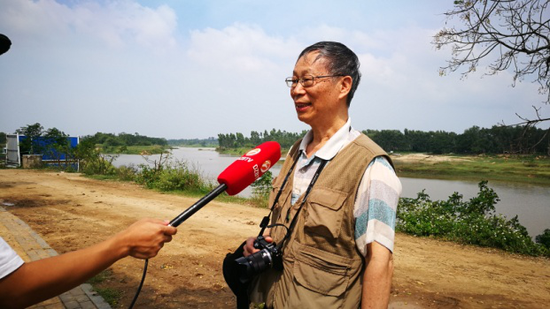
[536,228,550,248]
[250,131,261,146]
[16,123,43,138]
[43,128,72,169]
[434,0,550,125]
[428,130,458,154]
[16,123,44,154]
[404,129,431,152]
[364,129,407,152]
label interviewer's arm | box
[361,241,393,309]
[0,218,177,309]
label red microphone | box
[169,141,281,227]
[218,141,281,195]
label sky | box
[0,0,546,139]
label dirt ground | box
[1,169,549,309]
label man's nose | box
[291,82,306,96]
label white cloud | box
[0,0,546,138]
[0,0,177,52]
[187,23,299,75]
[71,1,177,51]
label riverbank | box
[100,144,171,155]
[1,169,549,308]
[392,153,550,186]
[216,147,550,186]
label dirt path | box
[1,169,549,308]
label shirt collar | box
[299,118,353,161]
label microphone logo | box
[253,164,260,178]
[246,148,262,156]
[261,160,271,173]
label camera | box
[235,235,283,283]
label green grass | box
[394,154,550,186]
[87,269,123,306]
[99,145,172,155]
[216,147,252,155]
[93,288,123,306]
[122,145,172,154]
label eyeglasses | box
[285,74,345,88]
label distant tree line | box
[365,126,549,155]
[5,123,169,158]
[218,125,549,156]
[7,123,548,156]
[168,137,218,147]
[85,132,168,147]
[217,129,308,150]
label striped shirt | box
[291,119,401,256]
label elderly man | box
[242,41,401,309]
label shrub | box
[397,181,549,257]
[133,160,212,194]
[115,165,137,181]
[250,171,273,208]
[133,164,160,189]
[536,229,550,249]
[156,165,204,192]
[80,154,118,175]
[72,137,119,175]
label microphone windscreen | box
[217,141,281,195]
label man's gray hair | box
[298,41,361,107]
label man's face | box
[290,52,345,128]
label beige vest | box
[249,134,390,309]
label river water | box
[113,147,550,239]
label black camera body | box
[234,235,283,283]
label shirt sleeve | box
[0,237,24,279]
[354,157,402,256]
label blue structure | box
[5,134,80,169]
[19,135,79,161]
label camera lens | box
[235,248,273,282]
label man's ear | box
[338,76,353,100]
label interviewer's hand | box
[114,218,177,259]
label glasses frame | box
[285,74,345,88]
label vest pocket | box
[293,243,351,297]
[305,187,348,239]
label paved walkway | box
[0,206,111,309]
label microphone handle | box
[169,183,228,227]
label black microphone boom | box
[169,183,228,227]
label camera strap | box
[258,149,302,237]
[278,159,327,251]
[257,146,328,252]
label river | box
[113,147,550,239]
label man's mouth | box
[295,103,311,111]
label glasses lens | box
[301,76,314,87]
[285,78,296,88]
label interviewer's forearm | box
[0,218,176,308]
[0,238,124,308]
